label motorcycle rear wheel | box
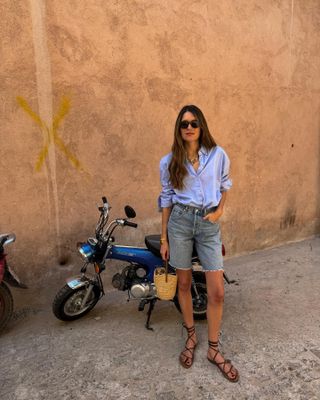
[173,271,207,320]
[52,284,101,321]
[0,282,14,332]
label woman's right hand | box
[160,241,170,261]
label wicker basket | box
[154,261,177,300]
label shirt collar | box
[199,146,209,156]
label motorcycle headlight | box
[77,242,95,261]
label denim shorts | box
[167,204,223,271]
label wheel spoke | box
[63,289,95,317]
[192,283,207,314]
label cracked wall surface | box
[0,0,319,283]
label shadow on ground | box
[1,237,319,400]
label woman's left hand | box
[203,209,223,223]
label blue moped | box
[52,197,233,329]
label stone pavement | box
[0,237,319,400]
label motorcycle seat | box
[144,235,161,258]
[144,235,197,259]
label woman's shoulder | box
[212,145,229,159]
[160,152,172,168]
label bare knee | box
[177,270,192,293]
[178,278,192,293]
[207,288,224,304]
[205,271,225,305]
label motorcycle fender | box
[66,275,92,290]
[4,265,27,288]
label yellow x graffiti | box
[16,96,82,172]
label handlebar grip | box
[124,221,138,228]
[102,196,107,204]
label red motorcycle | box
[0,234,27,332]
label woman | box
[158,105,239,382]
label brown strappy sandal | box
[179,324,197,369]
[207,340,239,382]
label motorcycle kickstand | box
[145,299,157,331]
[223,271,236,284]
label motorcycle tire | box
[52,284,101,321]
[173,271,207,320]
[0,282,14,332]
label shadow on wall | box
[280,207,296,230]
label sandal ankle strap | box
[182,323,195,335]
[208,340,219,349]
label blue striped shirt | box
[158,145,232,210]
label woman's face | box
[180,111,201,144]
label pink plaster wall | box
[1,0,319,284]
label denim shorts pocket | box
[201,218,220,233]
[204,219,218,226]
[171,205,184,218]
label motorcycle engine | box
[130,282,156,298]
[112,265,155,298]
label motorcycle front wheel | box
[52,284,101,321]
[173,271,207,320]
[0,282,14,332]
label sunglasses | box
[180,120,200,129]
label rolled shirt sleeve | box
[158,155,175,210]
[220,149,232,192]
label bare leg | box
[206,270,239,381]
[177,269,194,328]
[177,269,198,367]
[205,270,224,341]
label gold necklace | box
[187,155,199,165]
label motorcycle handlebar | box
[124,221,138,228]
[0,236,8,246]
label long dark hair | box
[169,105,217,189]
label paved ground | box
[1,237,319,400]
